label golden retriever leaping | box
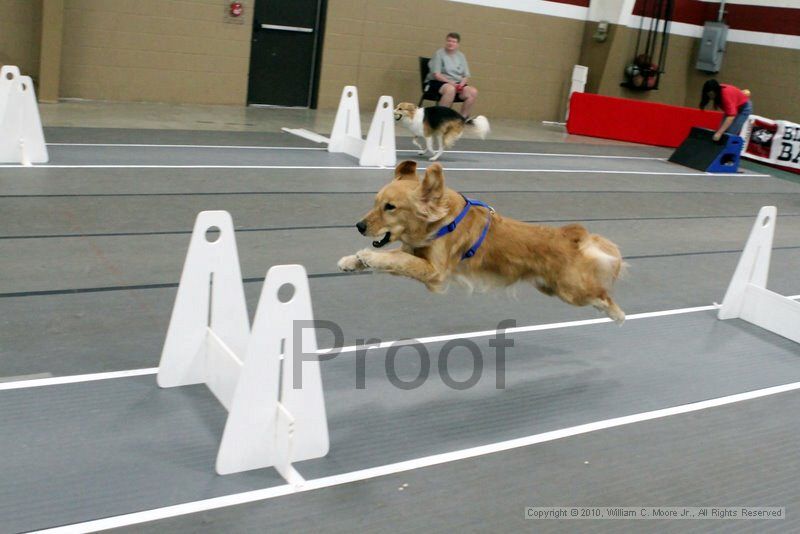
[338,161,626,324]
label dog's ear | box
[414,163,448,221]
[419,163,445,204]
[394,160,418,181]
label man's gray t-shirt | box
[426,48,471,83]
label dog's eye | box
[384,203,396,211]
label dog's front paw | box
[355,248,381,270]
[417,150,427,156]
[429,154,441,161]
[338,254,366,272]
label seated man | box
[426,32,479,117]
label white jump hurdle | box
[158,211,329,484]
[543,64,588,127]
[283,85,396,167]
[0,65,48,165]
[718,206,800,344]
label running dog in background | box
[393,103,490,161]
[338,161,627,324]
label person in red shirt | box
[700,79,753,141]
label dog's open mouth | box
[393,113,402,121]
[372,232,391,248]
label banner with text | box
[742,115,800,173]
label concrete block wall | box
[0,0,42,78]
[0,0,796,122]
[318,0,586,120]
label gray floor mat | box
[2,311,799,533]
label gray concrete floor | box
[116,391,800,534]
[1,103,799,533]
[39,100,641,144]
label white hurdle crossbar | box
[158,211,329,484]
[282,85,396,167]
[0,65,48,165]
[718,206,800,343]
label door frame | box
[309,0,327,109]
[246,0,328,109]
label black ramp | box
[668,127,742,173]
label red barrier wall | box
[566,92,723,147]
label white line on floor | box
[35,380,800,534]
[320,303,722,356]
[0,367,158,391]
[0,164,770,177]
[9,298,800,392]
[46,143,667,160]
[406,150,666,160]
[0,372,52,383]
[47,143,328,151]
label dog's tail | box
[579,233,627,286]
[465,115,490,139]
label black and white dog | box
[393,103,490,161]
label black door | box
[248,0,325,107]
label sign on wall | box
[743,115,800,172]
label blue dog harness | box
[432,194,494,260]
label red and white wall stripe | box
[452,0,800,49]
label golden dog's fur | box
[338,161,626,323]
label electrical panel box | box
[697,21,729,73]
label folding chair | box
[417,56,465,107]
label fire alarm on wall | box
[223,1,245,24]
